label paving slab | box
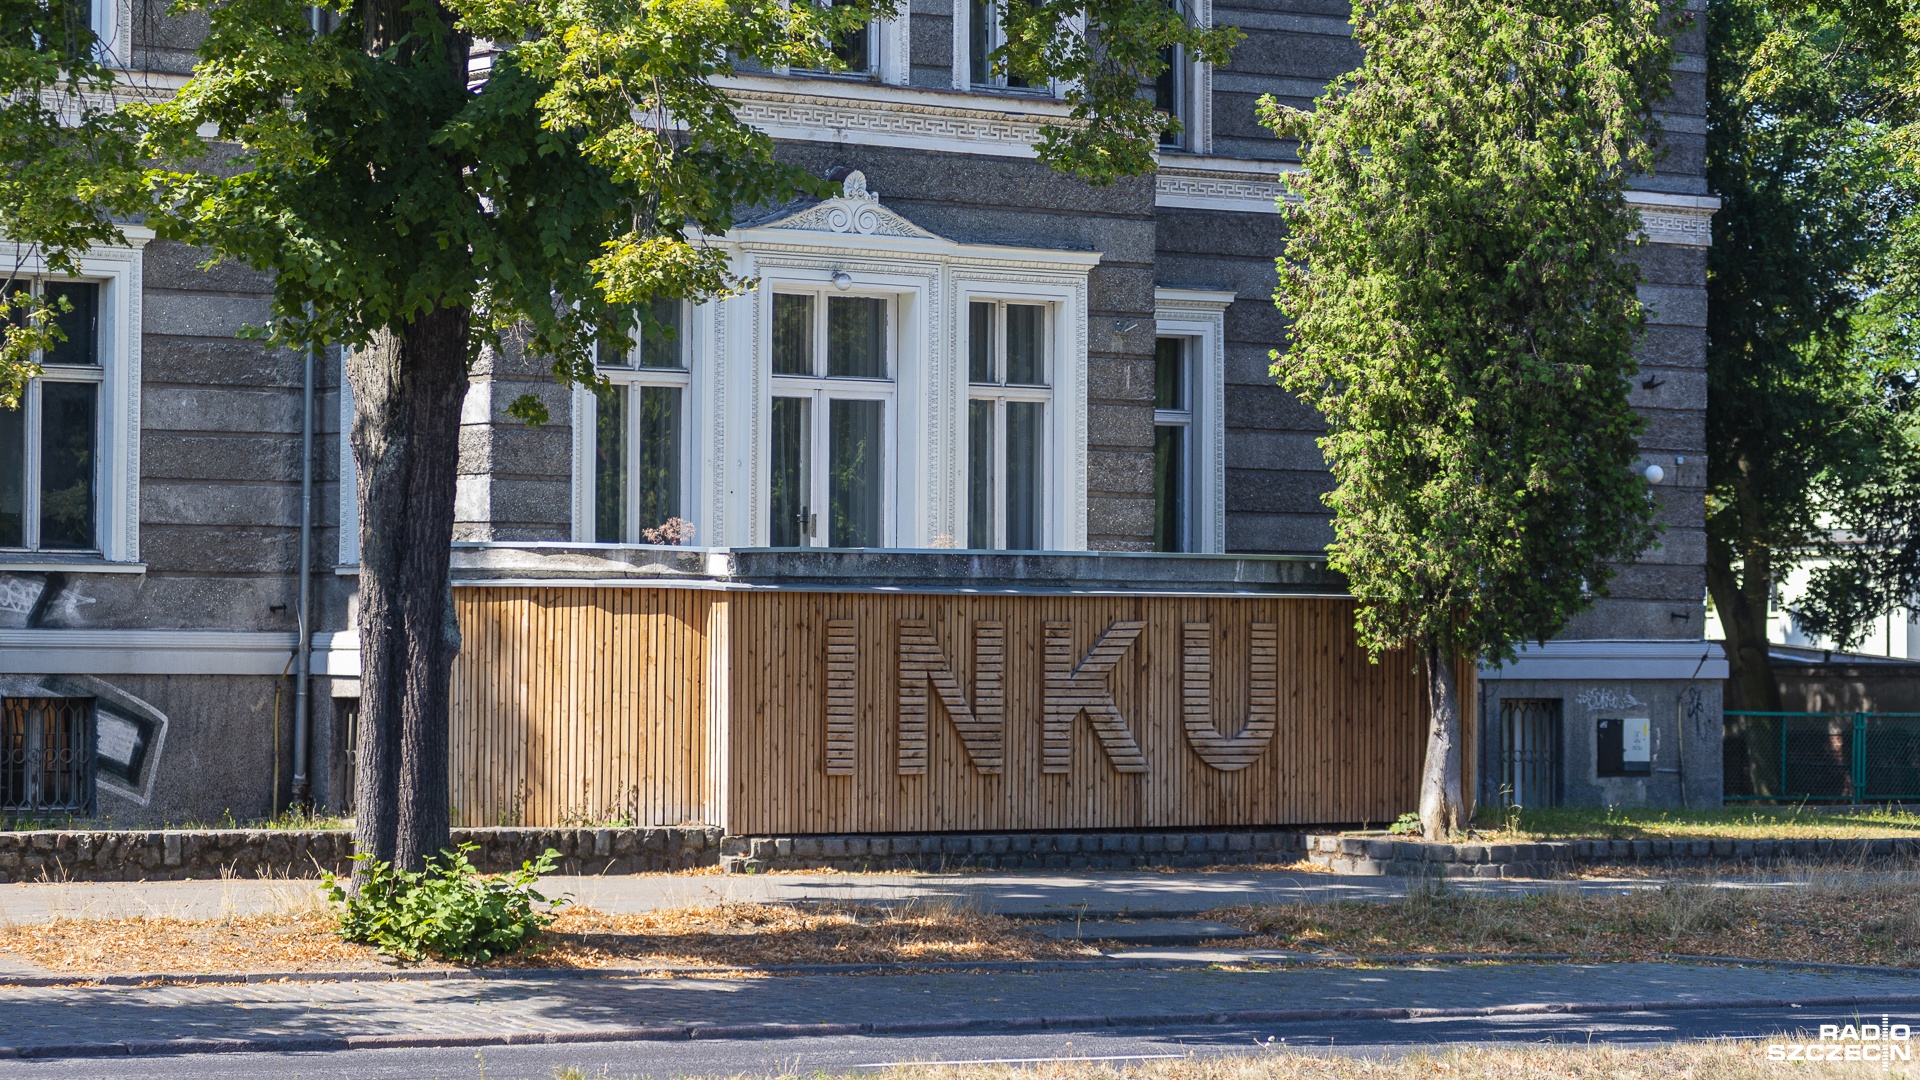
[0,961,1915,1056]
[0,869,1726,925]
[1038,919,1253,945]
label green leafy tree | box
[1705,0,1918,705]
[0,0,148,407]
[1262,0,1673,838]
[131,0,1234,870]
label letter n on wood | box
[897,620,1004,774]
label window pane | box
[0,400,21,547]
[593,383,628,543]
[827,296,887,378]
[1156,45,1182,148]
[833,21,870,72]
[639,297,683,369]
[1154,424,1186,552]
[969,0,991,84]
[828,398,883,547]
[638,386,682,532]
[38,381,96,550]
[770,396,809,547]
[968,302,994,384]
[1154,337,1186,410]
[44,282,99,367]
[1004,400,1042,550]
[772,294,814,376]
[967,399,994,549]
[1006,304,1044,385]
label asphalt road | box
[0,1004,1876,1080]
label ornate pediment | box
[763,172,944,240]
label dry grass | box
[0,900,1090,976]
[1214,872,1920,967]
[1466,804,1920,841]
[556,1038,1914,1080]
[511,900,1093,969]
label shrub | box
[321,843,564,963]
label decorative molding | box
[1181,621,1278,771]
[766,172,941,240]
[897,619,1004,775]
[1624,192,1719,248]
[1156,163,1294,214]
[1042,620,1149,774]
[825,619,858,775]
[725,79,1067,159]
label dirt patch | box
[1212,874,1920,967]
[0,901,1091,976]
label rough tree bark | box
[1418,641,1466,841]
[349,304,471,872]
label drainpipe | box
[291,342,317,807]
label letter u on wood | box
[1181,621,1279,771]
[897,619,1005,774]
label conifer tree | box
[1262,0,1673,837]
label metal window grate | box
[0,697,94,814]
[1499,698,1562,809]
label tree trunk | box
[1706,480,1782,713]
[349,304,471,872]
[1418,642,1466,841]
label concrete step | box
[1037,918,1254,946]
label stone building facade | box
[0,0,1722,825]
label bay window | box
[966,299,1050,550]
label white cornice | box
[1156,158,1296,215]
[721,75,1069,159]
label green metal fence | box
[1724,711,1920,803]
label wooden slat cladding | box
[725,593,1473,835]
[447,587,718,829]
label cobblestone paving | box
[2,963,1918,1050]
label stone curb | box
[14,950,1903,992]
[7,991,1920,1060]
[1300,833,1920,878]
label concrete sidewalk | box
[1,960,1916,1059]
[0,869,1745,924]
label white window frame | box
[787,3,911,85]
[91,0,131,67]
[954,276,1082,550]
[1151,335,1194,550]
[1154,288,1230,554]
[964,297,1054,550]
[572,305,697,544]
[576,303,714,541]
[0,233,147,568]
[765,284,900,548]
[954,0,1061,94]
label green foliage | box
[0,0,149,407]
[1387,812,1421,836]
[1260,0,1673,665]
[999,0,1241,182]
[322,843,563,963]
[133,0,1230,398]
[1705,0,1920,668]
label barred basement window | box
[0,698,94,815]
